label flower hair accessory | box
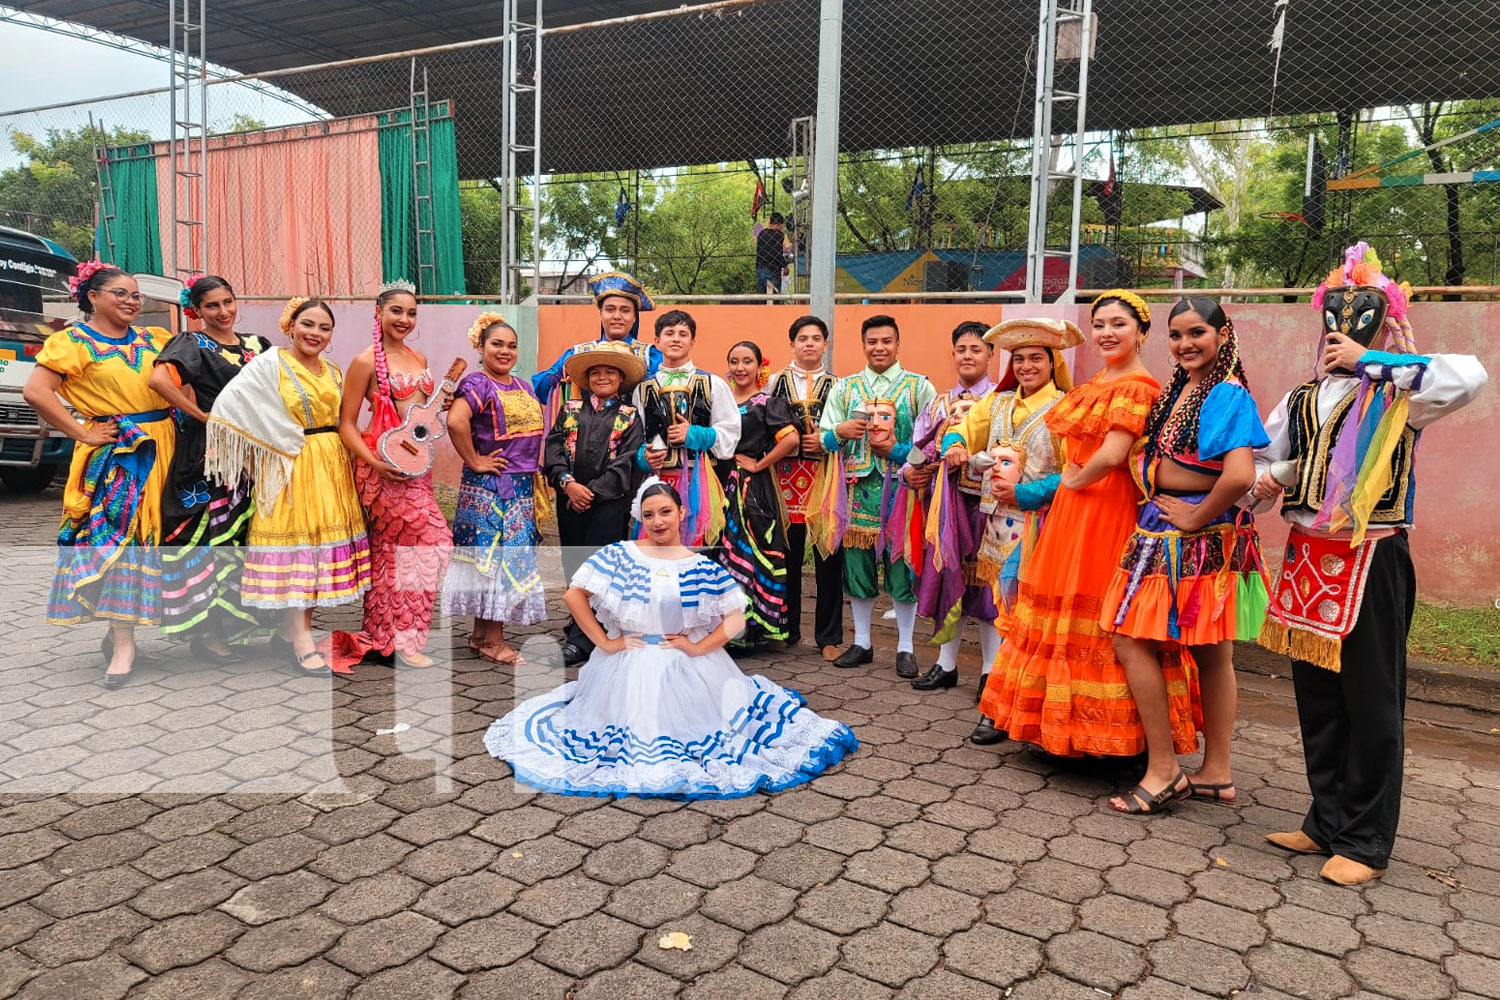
[466,311,509,349]
[1312,242,1416,353]
[630,475,666,523]
[278,297,310,334]
[67,259,109,298]
[757,360,771,389]
[179,275,205,318]
[1091,288,1152,329]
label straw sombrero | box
[564,340,648,390]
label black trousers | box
[556,495,630,655]
[784,521,846,649]
[1292,531,1415,870]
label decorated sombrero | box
[564,339,648,390]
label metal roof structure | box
[8,0,1500,177]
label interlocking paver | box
[699,874,799,932]
[2,487,1498,999]
[457,960,571,1000]
[224,913,345,973]
[324,911,443,975]
[888,883,981,936]
[532,912,644,977]
[741,919,842,984]
[429,911,545,973]
[842,921,941,986]
[582,838,672,885]
[943,923,1044,987]
[1147,935,1251,995]
[635,913,744,979]
[16,904,149,968]
[1046,928,1146,992]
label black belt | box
[305,426,339,436]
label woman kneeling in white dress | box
[485,477,859,798]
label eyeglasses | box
[99,288,146,304]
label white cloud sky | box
[0,21,316,169]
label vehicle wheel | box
[1,464,59,494]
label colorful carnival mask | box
[1320,285,1389,374]
[867,400,897,446]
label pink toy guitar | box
[378,358,467,477]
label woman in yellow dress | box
[205,298,371,674]
[23,263,177,687]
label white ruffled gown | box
[485,541,858,798]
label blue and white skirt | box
[484,642,858,799]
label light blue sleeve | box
[1015,473,1060,511]
[684,424,718,452]
[1197,382,1270,461]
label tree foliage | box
[0,124,150,258]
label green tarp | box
[98,143,163,276]
[377,103,466,296]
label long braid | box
[1146,301,1250,460]
[371,314,392,399]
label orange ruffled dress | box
[978,371,1202,757]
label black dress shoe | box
[191,638,245,664]
[911,664,958,690]
[970,716,1007,745]
[832,644,873,668]
[102,669,132,689]
[894,652,919,679]
[561,642,589,667]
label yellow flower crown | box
[278,297,310,334]
[467,311,511,349]
[1091,288,1152,328]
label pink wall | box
[240,299,1495,606]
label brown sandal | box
[1109,770,1190,815]
[478,642,524,666]
[1187,779,1237,804]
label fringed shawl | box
[204,347,314,511]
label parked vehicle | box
[0,226,78,493]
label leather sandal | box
[1109,770,1191,815]
[1186,778,1237,804]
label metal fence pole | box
[809,0,843,340]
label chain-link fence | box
[3,0,1500,301]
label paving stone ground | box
[4,486,1500,1000]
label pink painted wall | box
[240,299,1495,606]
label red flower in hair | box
[67,259,109,297]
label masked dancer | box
[1254,244,1485,884]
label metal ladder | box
[500,0,543,304]
[410,61,437,294]
[168,0,208,283]
[1023,0,1095,304]
[788,115,815,296]
[89,113,118,265]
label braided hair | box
[372,285,416,399]
[1143,297,1250,460]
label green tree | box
[0,124,149,258]
[636,167,758,295]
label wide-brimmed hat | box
[983,316,1084,352]
[564,340,648,390]
[987,317,1082,393]
[589,271,654,312]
